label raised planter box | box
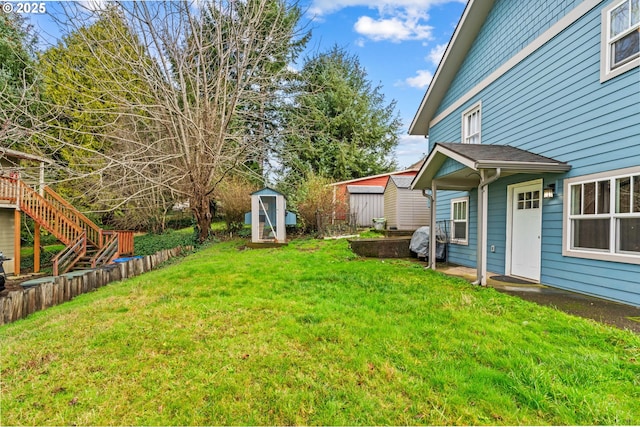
[348,237,412,258]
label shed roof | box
[251,187,285,197]
[388,175,415,190]
[347,185,385,194]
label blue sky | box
[300,0,467,168]
[23,0,467,169]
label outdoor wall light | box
[543,183,556,199]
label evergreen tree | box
[280,45,401,186]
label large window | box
[565,168,640,264]
[451,197,469,245]
[601,0,640,81]
[462,103,481,144]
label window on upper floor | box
[601,0,640,82]
[451,197,469,245]
[462,103,481,144]
[564,167,640,264]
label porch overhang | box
[0,148,52,165]
[410,143,571,191]
[411,142,571,287]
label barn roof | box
[346,185,385,194]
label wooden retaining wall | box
[0,246,192,326]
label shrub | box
[134,229,197,256]
[215,177,259,233]
[293,173,345,234]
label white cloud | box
[308,0,463,43]
[78,0,108,12]
[405,69,433,89]
[396,134,429,168]
[309,0,458,17]
[427,43,447,66]
[354,15,433,42]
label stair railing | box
[92,231,119,268]
[16,180,84,246]
[43,186,102,248]
[0,176,18,204]
[51,233,87,276]
[2,176,135,274]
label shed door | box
[509,182,542,281]
[350,194,384,227]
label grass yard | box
[1,238,639,425]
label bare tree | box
[7,0,308,241]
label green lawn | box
[1,238,639,425]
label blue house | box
[409,0,640,306]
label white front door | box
[509,181,542,281]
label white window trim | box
[461,102,481,144]
[563,166,640,265]
[600,0,640,83]
[451,196,469,245]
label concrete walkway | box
[437,264,640,334]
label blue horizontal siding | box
[427,0,640,305]
[435,190,477,268]
[435,158,466,179]
[439,0,585,114]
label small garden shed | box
[246,188,296,243]
[384,175,430,231]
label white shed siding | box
[0,208,15,274]
[384,182,398,227]
[385,176,431,230]
[396,189,430,230]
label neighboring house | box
[0,148,134,277]
[384,175,431,231]
[331,158,425,227]
[409,0,639,306]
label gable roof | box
[251,187,285,197]
[411,143,571,190]
[388,175,415,190]
[409,0,495,136]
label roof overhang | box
[409,0,496,136]
[411,143,571,190]
[0,148,53,165]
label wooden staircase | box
[0,176,133,276]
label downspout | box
[472,168,501,286]
[421,188,436,269]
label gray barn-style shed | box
[347,185,384,227]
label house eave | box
[474,161,572,172]
[408,0,496,136]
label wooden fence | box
[0,246,193,326]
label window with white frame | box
[451,197,469,244]
[565,169,640,263]
[601,0,640,81]
[462,103,481,144]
